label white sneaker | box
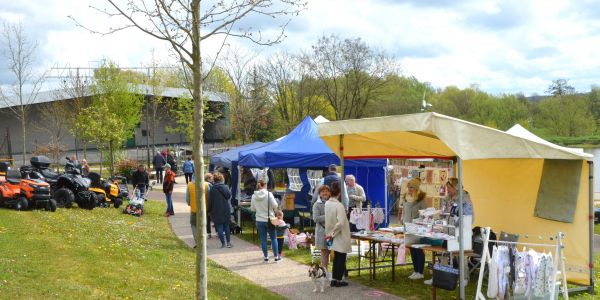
[409,273,424,280]
[424,279,433,285]
[407,272,417,279]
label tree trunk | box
[99,148,103,176]
[192,1,207,299]
[109,141,115,177]
[21,107,26,165]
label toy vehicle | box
[28,156,96,210]
[87,172,124,208]
[0,163,55,211]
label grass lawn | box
[237,221,599,299]
[0,201,283,299]
[595,223,600,235]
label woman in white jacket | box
[325,181,351,287]
[251,180,280,263]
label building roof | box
[0,84,228,109]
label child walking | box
[274,210,289,257]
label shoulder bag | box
[432,253,460,291]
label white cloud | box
[1,0,600,96]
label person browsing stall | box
[325,181,351,288]
[312,185,331,278]
[401,178,428,280]
[251,180,280,263]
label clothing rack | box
[475,227,569,300]
[350,206,386,233]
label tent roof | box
[318,112,592,160]
[505,124,587,155]
[238,116,340,168]
[210,142,266,169]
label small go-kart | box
[0,163,55,211]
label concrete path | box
[595,234,600,252]
[148,179,403,300]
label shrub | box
[116,159,139,180]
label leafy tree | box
[546,78,575,97]
[76,62,144,176]
[366,75,434,116]
[535,95,595,136]
[305,35,396,120]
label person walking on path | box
[312,184,331,277]
[131,164,150,200]
[325,181,351,287]
[166,149,177,174]
[187,173,213,246]
[182,157,195,184]
[208,172,232,248]
[251,180,280,263]
[163,164,176,217]
[152,151,166,184]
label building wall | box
[0,97,230,163]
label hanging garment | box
[545,253,555,296]
[349,209,361,225]
[487,245,499,298]
[496,246,510,299]
[533,253,548,297]
[373,208,385,224]
[513,250,527,296]
[369,213,375,231]
[525,249,540,297]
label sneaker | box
[274,256,281,263]
[220,244,226,249]
[424,279,433,285]
[226,243,232,248]
[330,280,338,287]
[263,257,269,264]
[409,273,424,280]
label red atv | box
[0,163,55,212]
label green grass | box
[237,220,599,299]
[0,201,283,299]
[595,223,600,235]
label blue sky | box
[1,0,600,96]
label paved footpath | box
[148,179,404,300]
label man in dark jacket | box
[208,172,233,248]
[166,149,177,173]
[152,151,166,184]
[131,164,149,200]
[323,164,340,187]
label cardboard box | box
[283,193,295,210]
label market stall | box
[318,112,594,298]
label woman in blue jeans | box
[208,172,233,248]
[251,180,280,263]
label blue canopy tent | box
[238,117,390,226]
[344,159,390,226]
[209,142,267,205]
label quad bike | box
[27,156,97,210]
[0,162,56,211]
[87,172,125,208]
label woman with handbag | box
[250,180,280,263]
[324,181,351,287]
[208,172,233,248]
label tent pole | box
[588,161,595,294]
[238,165,242,226]
[458,157,465,300]
[340,134,346,209]
[385,159,389,225]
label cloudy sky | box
[1,0,600,95]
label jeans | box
[135,184,146,199]
[165,192,174,214]
[214,222,231,245]
[256,221,278,258]
[184,173,193,184]
[155,169,163,184]
[332,251,347,281]
[410,248,425,274]
[277,237,284,255]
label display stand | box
[475,227,569,300]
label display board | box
[388,159,454,209]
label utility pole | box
[145,67,151,170]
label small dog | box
[308,262,327,293]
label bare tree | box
[58,69,91,159]
[263,52,332,131]
[305,35,396,120]
[34,97,70,169]
[221,49,271,143]
[0,22,46,165]
[75,1,306,298]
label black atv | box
[28,156,97,210]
